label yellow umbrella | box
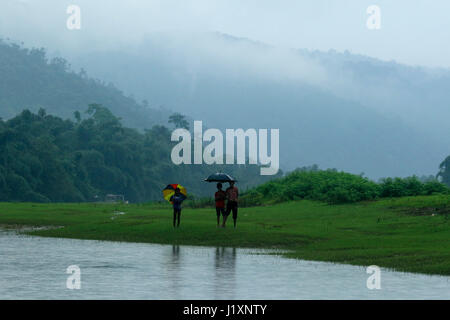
[162,184,187,203]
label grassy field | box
[0,195,449,275]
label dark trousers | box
[216,207,225,225]
[226,201,238,227]
[216,207,226,216]
[173,208,181,227]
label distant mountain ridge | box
[0,39,167,129]
[300,47,450,142]
[64,33,448,179]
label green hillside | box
[0,39,166,129]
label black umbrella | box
[204,172,237,183]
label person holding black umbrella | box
[215,183,226,227]
[204,173,239,228]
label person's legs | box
[220,208,227,226]
[216,207,221,226]
[222,204,231,227]
[232,202,238,228]
[173,208,177,227]
[177,209,181,227]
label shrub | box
[423,180,449,195]
[240,170,449,206]
[242,169,380,204]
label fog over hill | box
[1,1,449,179]
[61,32,448,179]
[0,39,168,129]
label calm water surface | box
[0,230,449,299]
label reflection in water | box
[165,246,238,299]
[214,247,237,299]
[171,245,180,265]
[0,230,449,300]
[164,245,181,299]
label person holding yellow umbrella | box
[163,184,187,227]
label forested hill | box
[0,39,165,129]
[68,33,447,179]
[0,106,274,203]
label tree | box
[437,156,450,186]
[74,111,81,123]
[38,108,47,118]
[168,113,189,130]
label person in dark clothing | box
[224,181,239,228]
[214,183,227,227]
[170,188,186,227]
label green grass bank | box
[0,195,449,276]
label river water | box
[0,230,448,299]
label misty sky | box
[1,0,450,68]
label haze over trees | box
[168,113,190,130]
[65,33,448,179]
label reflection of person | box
[215,247,237,270]
[170,188,186,227]
[172,245,180,258]
[224,181,239,228]
[215,183,227,227]
[213,247,237,299]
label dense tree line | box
[0,106,273,203]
